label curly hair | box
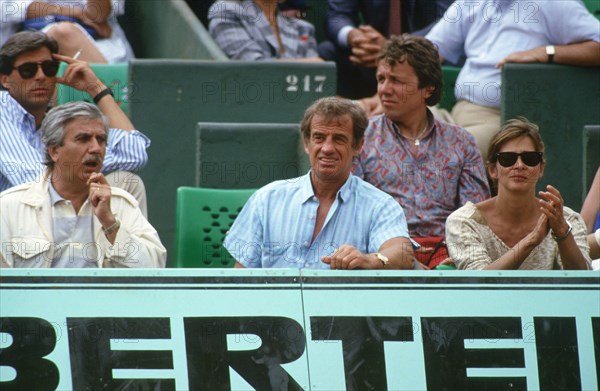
[378,34,443,106]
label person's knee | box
[46,22,82,42]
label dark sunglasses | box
[494,151,543,167]
[13,60,60,79]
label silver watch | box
[375,253,389,268]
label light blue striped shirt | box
[223,173,410,269]
[0,90,150,192]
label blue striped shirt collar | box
[1,90,36,123]
[300,171,354,204]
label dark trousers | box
[318,40,377,100]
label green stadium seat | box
[125,0,227,59]
[439,65,461,111]
[56,62,129,114]
[501,63,600,211]
[173,186,256,268]
[197,122,308,189]
[130,60,334,255]
[583,125,600,198]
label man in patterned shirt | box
[0,31,150,215]
[352,35,490,267]
[224,97,416,270]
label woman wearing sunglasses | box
[445,117,591,270]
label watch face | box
[377,253,389,264]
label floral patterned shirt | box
[352,113,490,237]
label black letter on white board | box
[593,317,600,387]
[310,316,414,391]
[0,317,59,391]
[421,317,525,391]
[534,317,581,390]
[184,316,305,391]
[67,317,174,390]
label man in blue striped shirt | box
[0,31,150,214]
[224,97,415,269]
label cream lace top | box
[445,202,591,270]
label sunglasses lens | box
[16,63,38,79]
[15,61,59,79]
[496,152,542,167]
[497,152,518,167]
[521,152,542,166]
[41,60,59,77]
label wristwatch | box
[375,253,389,268]
[551,221,572,242]
[546,45,555,64]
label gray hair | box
[300,97,368,148]
[0,31,58,75]
[41,102,109,168]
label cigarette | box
[73,50,82,60]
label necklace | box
[402,121,429,146]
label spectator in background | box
[581,167,600,234]
[425,0,600,160]
[208,0,321,61]
[319,0,453,99]
[352,35,489,268]
[0,0,134,63]
[0,31,149,214]
[446,118,591,270]
[0,102,166,268]
[224,97,416,270]
[582,167,600,270]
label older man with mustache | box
[0,101,166,268]
[0,31,150,215]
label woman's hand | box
[527,213,549,247]
[539,185,570,237]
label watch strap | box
[93,87,114,104]
[546,45,555,64]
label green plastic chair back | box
[173,187,257,268]
[56,62,129,114]
[439,66,461,111]
[197,122,305,189]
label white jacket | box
[0,172,166,268]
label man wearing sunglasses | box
[0,31,150,215]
